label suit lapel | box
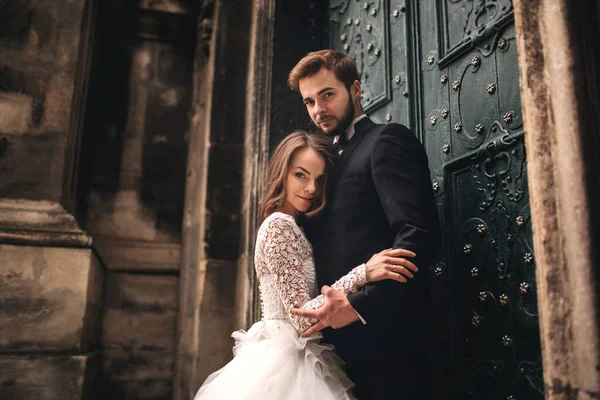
[340,117,375,167]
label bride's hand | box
[365,248,418,283]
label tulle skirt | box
[194,320,355,400]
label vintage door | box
[329,1,543,398]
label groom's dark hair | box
[288,49,360,91]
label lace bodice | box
[255,212,367,332]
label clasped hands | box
[291,248,417,338]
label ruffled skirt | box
[194,320,355,400]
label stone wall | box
[0,0,88,201]
[76,1,197,398]
[0,1,103,399]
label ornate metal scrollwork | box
[439,0,514,65]
[330,0,391,112]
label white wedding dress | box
[194,212,367,400]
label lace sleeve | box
[299,263,367,311]
[262,217,317,332]
[263,216,368,332]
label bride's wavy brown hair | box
[260,131,338,222]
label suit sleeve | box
[347,124,436,323]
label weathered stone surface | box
[99,349,174,400]
[194,259,238,384]
[514,0,600,397]
[0,91,32,133]
[0,132,67,201]
[100,273,178,399]
[137,0,197,15]
[0,0,88,201]
[0,354,97,400]
[0,199,91,247]
[0,245,103,352]
[93,236,180,272]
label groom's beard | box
[315,91,356,137]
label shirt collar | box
[346,114,368,140]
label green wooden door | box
[329,1,543,398]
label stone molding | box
[0,199,91,248]
[513,0,600,397]
[93,236,180,272]
[173,1,217,399]
[237,0,275,334]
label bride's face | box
[282,147,326,218]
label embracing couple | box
[195,49,440,400]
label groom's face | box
[299,68,360,136]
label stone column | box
[513,0,600,397]
[174,0,254,398]
[0,1,104,399]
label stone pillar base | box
[0,199,103,400]
[0,354,97,400]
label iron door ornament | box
[329,0,542,398]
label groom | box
[289,50,440,399]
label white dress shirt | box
[333,114,368,154]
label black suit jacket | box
[306,117,440,397]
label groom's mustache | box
[316,115,336,123]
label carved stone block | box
[0,244,103,352]
[0,199,91,247]
[0,354,97,400]
[0,92,32,134]
[93,236,181,272]
[100,273,178,399]
[193,259,238,382]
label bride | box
[194,130,417,399]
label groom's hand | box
[291,285,360,338]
